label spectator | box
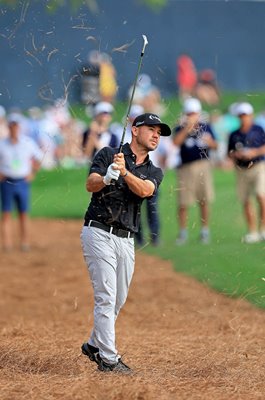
[80,50,101,106]
[0,105,8,139]
[194,69,220,106]
[227,102,265,243]
[0,114,43,251]
[38,105,64,169]
[52,99,84,168]
[176,53,197,101]
[127,73,165,116]
[82,101,117,161]
[98,53,117,104]
[209,108,239,169]
[173,98,218,245]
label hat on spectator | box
[129,104,144,119]
[132,113,171,136]
[183,98,202,114]
[235,102,254,116]
[7,113,21,125]
[93,102,114,117]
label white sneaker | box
[241,232,261,244]
[259,231,265,241]
[200,230,210,244]
[176,236,188,245]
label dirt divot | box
[0,219,264,399]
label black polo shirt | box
[84,143,163,233]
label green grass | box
[69,91,265,128]
[30,166,265,309]
[143,169,265,309]
[31,167,89,218]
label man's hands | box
[230,148,259,162]
[113,153,127,177]
[103,163,120,185]
[103,153,128,185]
[184,113,200,133]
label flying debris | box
[111,40,135,54]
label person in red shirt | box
[176,54,197,101]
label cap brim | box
[146,122,171,136]
[160,123,171,136]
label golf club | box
[118,34,148,152]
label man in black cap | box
[80,113,171,374]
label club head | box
[142,35,148,46]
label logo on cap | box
[149,115,161,122]
[135,121,145,127]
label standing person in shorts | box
[80,113,171,373]
[228,102,265,243]
[0,114,43,251]
[173,98,217,244]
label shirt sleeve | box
[258,126,265,145]
[146,165,164,195]
[89,147,114,176]
[205,123,216,139]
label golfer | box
[80,113,171,373]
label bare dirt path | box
[0,219,264,400]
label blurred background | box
[1,0,265,108]
[1,0,265,308]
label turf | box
[142,169,265,309]
[31,166,89,219]
[30,166,265,309]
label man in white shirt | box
[0,114,43,251]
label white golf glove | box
[103,163,120,185]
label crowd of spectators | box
[1,64,265,248]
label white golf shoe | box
[241,232,261,244]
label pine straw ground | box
[0,219,264,400]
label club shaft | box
[119,36,148,152]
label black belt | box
[84,220,134,239]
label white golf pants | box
[80,225,135,364]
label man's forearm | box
[173,126,190,146]
[122,170,154,198]
[86,173,105,192]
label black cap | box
[132,113,171,136]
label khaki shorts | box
[235,161,265,203]
[177,159,214,206]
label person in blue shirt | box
[228,102,265,243]
[173,98,218,244]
